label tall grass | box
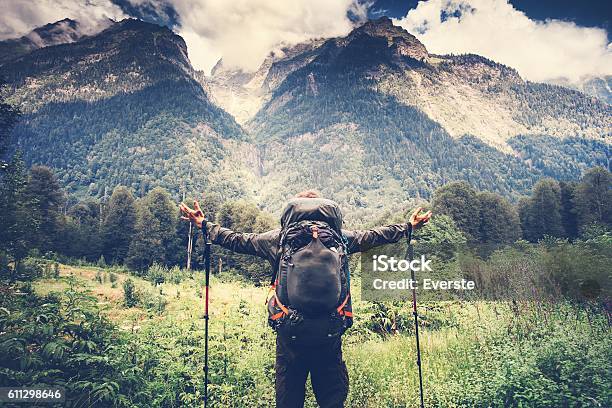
[6,254,609,407]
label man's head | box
[295,190,321,199]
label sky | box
[370,0,611,34]
[0,0,610,84]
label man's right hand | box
[179,200,205,229]
[409,207,432,229]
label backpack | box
[267,198,353,344]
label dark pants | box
[275,335,349,408]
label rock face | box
[209,17,609,148]
[244,18,609,217]
[340,16,429,62]
[201,39,326,124]
[2,17,610,222]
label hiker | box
[179,191,431,408]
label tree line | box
[1,139,610,281]
[430,166,611,248]
[0,154,278,280]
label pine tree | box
[520,179,564,242]
[573,167,612,232]
[432,181,481,242]
[0,153,32,274]
[24,166,65,253]
[102,186,137,264]
[126,187,178,272]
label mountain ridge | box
[2,17,609,222]
[0,18,91,64]
[2,18,251,200]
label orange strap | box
[270,287,352,319]
[265,284,276,305]
[267,283,289,321]
[270,311,285,320]
[336,294,350,313]
[273,289,290,315]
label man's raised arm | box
[343,207,431,254]
[180,200,279,262]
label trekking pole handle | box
[405,222,413,246]
[202,218,211,244]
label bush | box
[52,263,60,278]
[109,272,117,288]
[97,255,107,268]
[168,265,183,284]
[0,278,140,406]
[122,278,138,307]
[17,258,44,280]
[139,289,168,315]
[147,263,166,285]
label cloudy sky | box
[1,0,610,84]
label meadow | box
[4,254,608,408]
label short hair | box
[295,190,321,198]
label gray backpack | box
[267,198,352,343]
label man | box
[180,190,431,408]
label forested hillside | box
[1,19,250,199]
[1,17,610,221]
[246,18,610,217]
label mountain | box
[2,19,252,199]
[208,17,608,218]
[3,17,610,222]
[582,76,612,104]
[0,19,90,64]
[201,39,326,124]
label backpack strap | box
[269,283,290,321]
[336,293,353,317]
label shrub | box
[168,266,183,284]
[139,290,167,315]
[17,258,44,280]
[97,255,107,268]
[122,278,138,307]
[109,272,117,288]
[147,263,166,285]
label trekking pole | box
[406,224,425,408]
[202,220,212,408]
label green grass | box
[28,264,611,407]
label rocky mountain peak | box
[0,18,86,64]
[347,17,429,62]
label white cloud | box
[393,0,612,84]
[0,0,126,40]
[0,0,367,74]
[170,0,367,73]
